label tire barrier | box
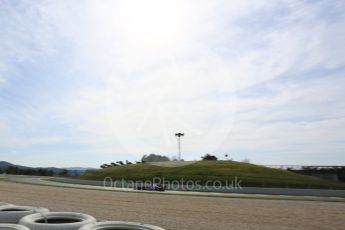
[0,224,30,230]
[0,202,165,230]
[79,221,166,230]
[0,206,49,224]
[19,212,96,230]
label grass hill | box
[81,161,345,189]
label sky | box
[0,0,345,167]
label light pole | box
[175,133,184,161]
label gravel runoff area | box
[1,180,345,230]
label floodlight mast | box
[175,133,184,161]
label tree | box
[141,154,170,162]
[242,158,250,163]
[201,154,218,161]
[6,166,19,174]
[58,169,69,177]
[46,169,54,176]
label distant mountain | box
[0,161,13,169]
[0,161,98,175]
[64,167,98,172]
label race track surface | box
[3,175,345,202]
[1,180,345,230]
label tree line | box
[0,166,54,176]
[100,153,222,168]
[0,166,70,177]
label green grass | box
[81,161,345,189]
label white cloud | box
[51,1,345,161]
[218,72,345,164]
[1,0,345,165]
[0,1,60,87]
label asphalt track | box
[2,174,345,202]
[49,176,345,197]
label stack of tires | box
[0,202,165,230]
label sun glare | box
[118,0,186,50]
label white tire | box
[0,204,12,207]
[19,212,96,230]
[0,206,49,224]
[0,224,30,230]
[79,221,166,230]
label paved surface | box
[2,175,345,202]
[1,180,345,230]
[1,174,345,202]
[49,177,345,197]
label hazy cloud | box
[0,0,345,166]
